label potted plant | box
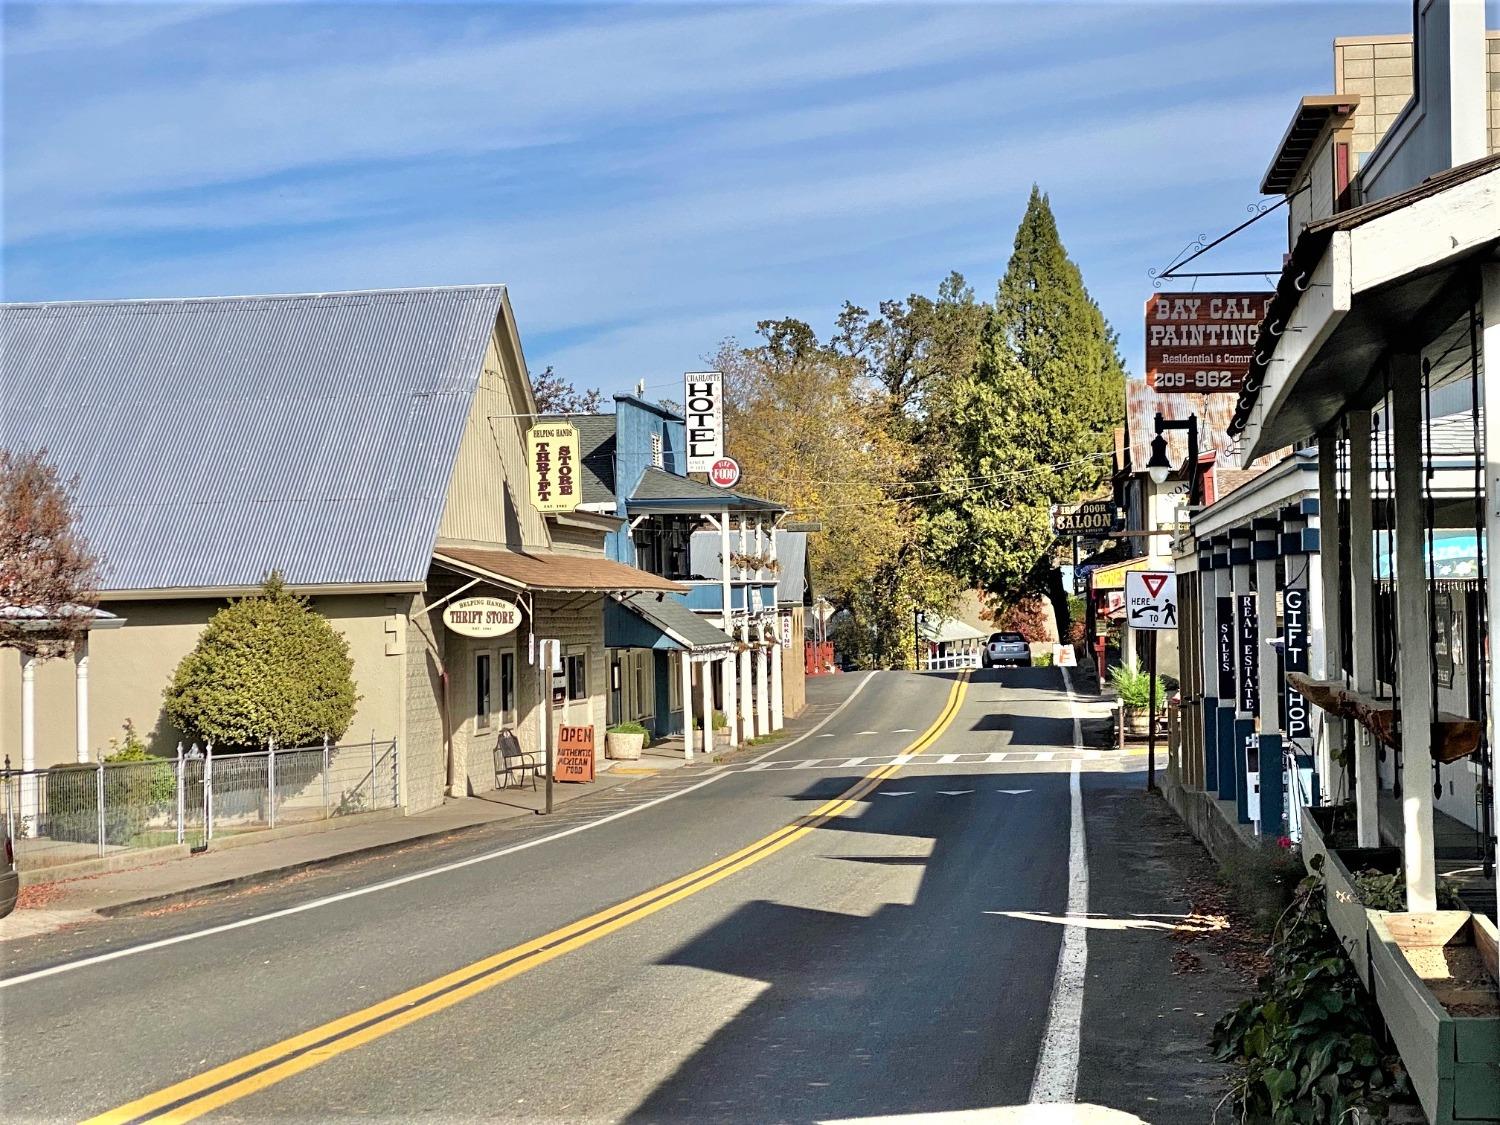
[1109,660,1164,737]
[605,722,648,761]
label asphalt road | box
[0,668,1245,1123]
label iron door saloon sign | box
[1052,499,1116,536]
[443,596,522,638]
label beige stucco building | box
[2,286,679,812]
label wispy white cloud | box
[4,0,1405,393]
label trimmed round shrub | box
[164,573,359,750]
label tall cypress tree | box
[925,186,1125,621]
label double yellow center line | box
[87,672,970,1125]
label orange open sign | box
[555,725,595,782]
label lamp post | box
[1142,412,1199,792]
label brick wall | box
[1335,36,1415,171]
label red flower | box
[1277,835,1292,849]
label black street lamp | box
[1145,412,1201,503]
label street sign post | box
[1124,570,1178,791]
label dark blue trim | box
[1259,732,1284,836]
[1217,705,1237,803]
[1203,698,1219,791]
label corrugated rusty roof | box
[435,547,685,593]
[2,286,508,592]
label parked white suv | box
[983,632,1031,668]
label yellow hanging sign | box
[526,423,581,513]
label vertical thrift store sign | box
[527,423,580,513]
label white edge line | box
[746,670,876,763]
[1029,665,1089,1105]
[2,670,881,990]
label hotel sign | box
[1145,292,1272,394]
[684,371,724,473]
[527,423,580,513]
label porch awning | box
[628,467,785,515]
[434,547,685,594]
[605,592,737,653]
[1230,154,1500,461]
[1089,557,1153,591]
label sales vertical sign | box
[684,371,723,473]
[1237,593,1259,714]
[1216,596,1236,699]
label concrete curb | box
[93,812,516,919]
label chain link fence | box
[1,738,399,872]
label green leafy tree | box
[926,187,1125,629]
[164,574,359,749]
[714,321,959,668]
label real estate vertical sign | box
[1236,592,1259,714]
[684,371,723,473]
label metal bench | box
[495,730,539,791]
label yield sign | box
[1125,570,1178,631]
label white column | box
[771,634,785,730]
[1347,408,1380,847]
[737,519,754,739]
[1316,431,1345,795]
[1482,263,1500,928]
[756,644,770,735]
[701,656,714,759]
[681,653,694,762]
[74,634,90,763]
[1255,520,1282,836]
[723,651,738,748]
[1390,358,1436,912]
[21,652,38,825]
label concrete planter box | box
[1367,911,1500,1124]
[604,731,645,761]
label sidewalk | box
[0,677,866,942]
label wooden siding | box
[438,325,552,552]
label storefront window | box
[475,653,492,730]
[567,651,587,701]
[500,652,516,721]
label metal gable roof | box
[2,286,508,592]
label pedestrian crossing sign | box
[1125,570,1178,631]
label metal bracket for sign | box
[417,577,484,617]
[1147,193,1295,288]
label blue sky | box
[3,1,1429,397]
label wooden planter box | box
[1368,911,1500,1124]
[1300,805,1400,987]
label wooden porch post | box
[1347,407,1381,848]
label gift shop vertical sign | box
[527,423,581,513]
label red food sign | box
[709,457,741,489]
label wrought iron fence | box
[1,738,399,871]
